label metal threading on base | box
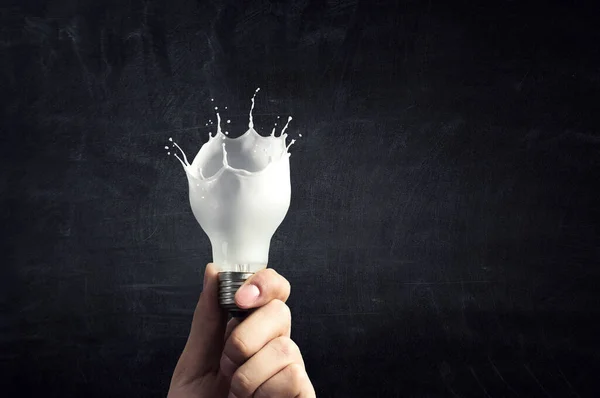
[218,271,255,319]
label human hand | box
[167,263,316,398]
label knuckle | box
[228,332,251,358]
[230,369,253,396]
[280,278,291,302]
[272,336,299,358]
[285,363,307,390]
[264,268,279,278]
[269,299,291,320]
[254,385,270,398]
[253,363,307,398]
[255,268,277,285]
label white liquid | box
[215,112,222,137]
[281,116,292,136]
[170,88,295,180]
[248,87,260,130]
[167,89,294,273]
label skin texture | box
[167,263,316,398]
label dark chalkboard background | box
[1,0,599,397]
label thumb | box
[171,263,228,385]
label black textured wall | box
[1,1,599,397]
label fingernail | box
[220,354,237,378]
[236,284,260,306]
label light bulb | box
[170,90,295,317]
[177,114,293,317]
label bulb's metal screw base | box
[218,271,255,319]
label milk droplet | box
[280,116,293,136]
[248,88,260,130]
[169,137,173,141]
[171,140,190,169]
[215,106,218,110]
[216,112,222,136]
[164,146,169,149]
[211,98,214,101]
[299,133,303,137]
[277,116,280,119]
[167,152,171,155]
[225,106,228,109]
[227,120,231,123]
[225,131,229,135]
[286,139,296,151]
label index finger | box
[234,268,291,309]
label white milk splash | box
[166,89,297,271]
[168,88,296,179]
